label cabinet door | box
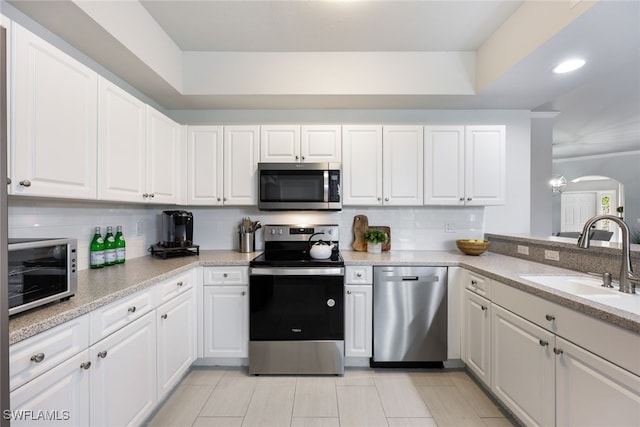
[491,304,555,427]
[223,126,259,205]
[260,125,300,162]
[464,125,505,206]
[344,285,372,358]
[203,286,249,358]
[382,125,424,205]
[13,24,97,199]
[186,126,223,205]
[146,106,181,204]
[463,290,491,386]
[342,125,383,205]
[555,337,640,427]
[90,311,157,427]
[424,126,465,205]
[156,289,196,401]
[97,77,146,202]
[301,125,342,162]
[10,351,90,427]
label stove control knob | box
[278,229,283,235]
[327,299,336,308]
[270,229,276,235]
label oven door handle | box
[250,267,344,276]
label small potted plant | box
[364,228,389,253]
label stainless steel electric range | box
[249,224,344,375]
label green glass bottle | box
[115,225,126,264]
[90,227,105,269]
[104,226,116,266]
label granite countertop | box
[9,249,639,345]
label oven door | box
[249,267,344,341]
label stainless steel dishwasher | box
[372,266,448,367]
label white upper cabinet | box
[261,124,341,163]
[260,125,301,162]
[145,106,182,204]
[342,125,422,206]
[301,125,341,162]
[465,125,506,205]
[424,126,465,205]
[382,125,423,205]
[224,125,260,205]
[186,126,224,205]
[97,77,146,202]
[12,24,98,199]
[342,125,383,205]
[424,125,505,206]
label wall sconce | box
[550,175,567,193]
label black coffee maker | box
[161,211,193,247]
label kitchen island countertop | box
[9,249,639,345]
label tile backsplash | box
[8,199,484,270]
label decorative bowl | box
[456,239,490,256]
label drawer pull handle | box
[128,306,137,313]
[481,305,488,311]
[161,314,168,319]
[553,348,563,355]
[80,362,91,370]
[30,353,45,363]
[539,339,549,347]
[97,351,108,359]
[177,281,183,287]
[545,314,555,321]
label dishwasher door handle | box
[402,276,419,281]
[398,275,440,283]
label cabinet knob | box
[97,350,108,359]
[471,280,477,286]
[80,361,91,370]
[295,155,299,160]
[161,313,168,319]
[347,290,352,294]
[459,197,465,201]
[128,306,137,313]
[7,177,11,185]
[149,193,155,198]
[142,193,149,199]
[553,348,563,355]
[223,273,228,278]
[467,197,472,201]
[481,305,488,311]
[545,314,555,322]
[384,197,389,202]
[356,273,362,278]
[177,281,183,287]
[217,198,221,202]
[30,353,45,363]
[241,291,247,296]
[539,339,549,347]
[301,156,305,160]
[19,179,31,187]
[377,197,382,201]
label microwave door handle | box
[323,170,329,202]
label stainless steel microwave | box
[258,162,341,211]
[8,238,77,316]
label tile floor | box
[145,367,519,427]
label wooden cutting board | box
[351,215,368,252]
[369,226,391,251]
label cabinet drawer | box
[345,266,373,285]
[203,266,248,285]
[90,287,156,344]
[464,270,492,299]
[10,314,89,391]
[156,270,194,305]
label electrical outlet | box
[136,221,144,237]
[517,245,529,255]
[544,250,560,261]
[445,222,456,233]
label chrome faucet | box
[577,215,639,294]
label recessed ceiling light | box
[553,58,586,74]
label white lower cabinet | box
[555,337,640,427]
[462,289,491,386]
[156,288,197,401]
[90,310,157,427]
[9,351,91,427]
[344,284,372,358]
[203,284,249,358]
[491,304,555,427]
